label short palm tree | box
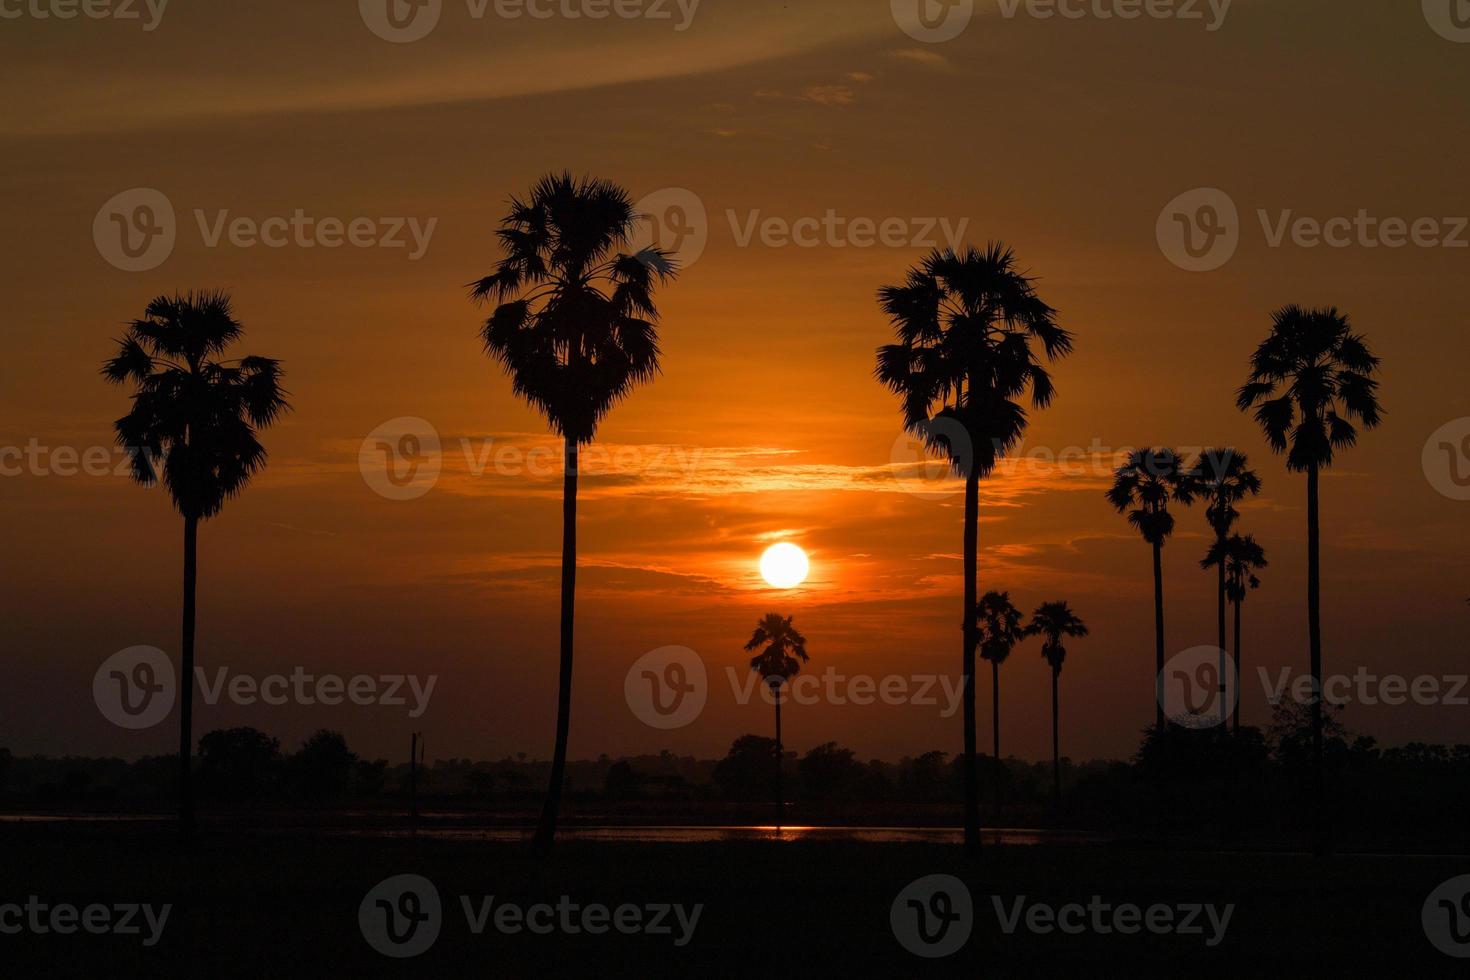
[1202,533,1267,732]
[1189,447,1262,728]
[744,613,809,829]
[975,590,1026,810]
[1238,305,1381,855]
[1026,601,1088,806]
[875,243,1074,852]
[101,290,288,840]
[1106,448,1196,729]
[471,173,677,853]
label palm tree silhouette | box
[1106,448,1196,729]
[744,613,809,830]
[471,173,677,853]
[1202,533,1267,732]
[875,243,1074,852]
[1026,601,1088,806]
[1237,305,1381,855]
[975,590,1025,811]
[1189,448,1262,728]
[101,290,288,840]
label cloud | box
[887,48,953,69]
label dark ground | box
[2,821,1467,977]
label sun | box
[759,543,810,589]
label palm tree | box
[1106,448,1196,729]
[101,290,288,840]
[1026,601,1088,806]
[975,590,1025,810]
[875,243,1074,852]
[471,173,677,853]
[1189,448,1262,728]
[744,613,809,830]
[1202,534,1267,733]
[1238,306,1381,855]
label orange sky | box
[3,0,1468,764]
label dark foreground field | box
[2,822,1466,977]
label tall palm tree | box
[1238,305,1381,855]
[875,243,1074,852]
[101,290,288,840]
[1202,534,1267,732]
[471,173,677,853]
[1106,448,1196,729]
[744,613,809,830]
[1026,601,1088,806]
[975,590,1025,810]
[1189,448,1262,728]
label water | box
[343,825,1111,845]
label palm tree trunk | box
[774,684,783,832]
[962,465,981,854]
[1152,539,1165,729]
[533,438,578,854]
[1232,598,1243,733]
[1217,530,1228,730]
[1051,666,1061,808]
[179,514,197,843]
[991,659,1001,812]
[1306,462,1327,857]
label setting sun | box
[759,543,810,589]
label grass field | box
[2,821,1467,977]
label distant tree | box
[287,730,359,800]
[876,243,1074,852]
[1107,448,1197,728]
[1239,305,1382,857]
[712,735,780,802]
[975,591,1026,809]
[604,760,643,801]
[898,750,955,803]
[102,291,288,839]
[198,727,281,802]
[744,613,809,824]
[1189,448,1262,728]
[1026,600,1089,805]
[1201,533,1268,732]
[798,743,866,802]
[471,173,677,854]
